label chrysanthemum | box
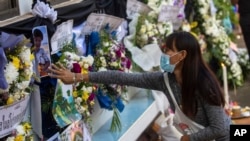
[4,63,19,84]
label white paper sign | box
[0,96,30,138]
[82,13,124,35]
[126,0,152,19]
[51,20,74,54]
[158,5,183,30]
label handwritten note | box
[51,20,73,54]
[158,5,183,30]
[82,13,124,35]
[126,0,152,19]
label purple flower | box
[115,50,122,58]
[88,93,95,101]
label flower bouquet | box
[0,33,34,106]
[91,24,132,132]
[124,10,173,71]
[193,0,244,87]
[53,42,96,127]
[0,32,34,139]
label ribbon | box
[96,88,124,112]
[0,32,23,92]
[86,31,100,56]
[32,0,58,23]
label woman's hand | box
[48,63,75,84]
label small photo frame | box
[32,25,51,78]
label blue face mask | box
[160,53,179,73]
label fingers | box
[57,63,67,70]
[48,72,61,79]
[48,64,65,75]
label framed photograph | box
[32,25,51,77]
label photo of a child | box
[32,26,51,77]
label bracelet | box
[80,73,84,82]
[73,73,76,84]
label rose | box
[71,63,81,73]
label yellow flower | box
[30,54,35,61]
[90,101,95,106]
[73,91,78,98]
[7,97,14,105]
[190,22,198,28]
[23,122,32,133]
[11,56,20,69]
[14,135,24,141]
[82,91,89,101]
[81,69,88,74]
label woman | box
[48,31,231,141]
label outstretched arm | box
[48,64,166,91]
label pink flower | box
[71,63,81,73]
[88,93,95,101]
[115,50,122,58]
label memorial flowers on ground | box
[193,0,244,87]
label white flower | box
[78,106,86,114]
[4,63,19,84]
[230,63,242,77]
[6,137,15,141]
[19,46,31,63]
[64,52,73,60]
[103,42,110,47]
[147,31,154,37]
[140,34,148,42]
[16,124,25,135]
[73,55,80,61]
[146,23,154,31]
[110,51,116,58]
[83,63,89,69]
[86,55,94,65]
[66,61,73,69]
[181,23,191,32]
[17,81,30,90]
[75,97,82,104]
[14,94,21,101]
[110,62,119,67]
[139,25,147,34]
[87,87,93,93]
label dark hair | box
[165,31,225,117]
[33,29,43,40]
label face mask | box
[160,53,179,73]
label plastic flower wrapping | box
[0,33,34,106]
[90,24,132,132]
[55,42,96,125]
[5,122,33,141]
